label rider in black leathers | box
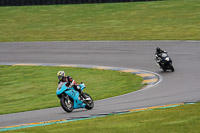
[155,47,168,67]
[155,47,167,58]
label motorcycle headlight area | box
[165,57,170,61]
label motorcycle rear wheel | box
[60,96,74,113]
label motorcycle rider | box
[57,71,87,100]
[155,47,168,68]
[155,47,167,57]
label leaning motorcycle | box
[155,53,174,72]
[56,82,94,113]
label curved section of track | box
[0,41,200,128]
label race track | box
[0,41,200,128]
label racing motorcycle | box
[155,53,174,72]
[56,82,94,113]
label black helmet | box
[156,47,162,53]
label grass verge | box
[3,103,200,133]
[0,65,144,115]
[0,0,200,42]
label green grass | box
[0,65,144,115]
[4,103,200,133]
[0,0,200,42]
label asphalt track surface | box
[0,41,200,127]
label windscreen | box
[161,53,168,58]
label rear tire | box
[84,93,94,110]
[60,96,74,113]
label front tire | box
[169,63,175,72]
[84,93,94,110]
[161,65,166,72]
[60,96,74,113]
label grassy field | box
[0,0,200,42]
[1,0,199,132]
[3,102,200,133]
[0,65,144,114]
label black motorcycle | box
[155,53,174,72]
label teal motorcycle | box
[56,82,94,113]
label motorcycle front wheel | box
[60,96,74,113]
[169,63,175,72]
[84,93,94,110]
[161,65,166,72]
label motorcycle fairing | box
[57,82,86,109]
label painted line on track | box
[0,63,162,131]
[0,62,161,85]
[0,102,195,132]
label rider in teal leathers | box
[57,71,87,100]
